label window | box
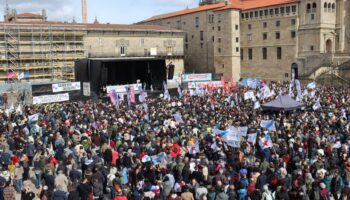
[262,48,267,59]
[141,38,144,45]
[254,11,259,18]
[195,17,199,28]
[218,14,222,23]
[236,47,239,52]
[247,34,252,41]
[200,31,204,41]
[185,44,188,50]
[285,73,289,78]
[264,9,268,16]
[291,31,296,38]
[311,14,315,20]
[222,64,225,68]
[307,4,311,13]
[263,33,267,40]
[291,19,296,25]
[250,12,253,18]
[120,47,126,56]
[212,36,215,42]
[185,34,188,42]
[281,7,285,14]
[212,27,214,30]
[192,35,194,39]
[277,47,282,59]
[248,48,253,60]
[263,22,267,28]
[324,3,327,12]
[332,3,335,12]
[218,48,221,53]
[218,26,221,31]
[166,47,173,55]
[235,24,239,30]
[270,9,274,15]
[310,46,314,51]
[245,13,249,18]
[241,13,245,19]
[218,38,221,43]
[259,10,263,17]
[312,3,317,12]
[328,3,331,12]
[292,5,297,12]
[275,8,280,15]
[176,20,181,29]
[200,43,204,48]
[276,32,280,39]
[209,15,214,24]
[276,21,280,27]
[248,24,252,29]
[236,37,239,43]
[241,49,244,60]
[286,6,291,13]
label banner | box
[182,73,212,82]
[313,99,321,110]
[259,133,273,149]
[33,93,69,105]
[18,71,30,80]
[238,127,248,137]
[28,113,39,123]
[129,85,135,104]
[244,91,255,100]
[173,113,184,124]
[52,82,81,93]
[106,83,142,94]
[83,82,91,96]
[187,143,200,154]
[307,82,316,89]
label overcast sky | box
[0,0,199,24]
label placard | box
[83,82,91,96]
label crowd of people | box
[0,81,349,200]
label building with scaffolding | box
[0,10,184,84]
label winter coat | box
[55,173,69,192]
[52,191,68,200]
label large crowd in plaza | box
[0,81,349,200]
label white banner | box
[52,82,81,93]
[33,93,69,105]
[106,84,142,94]
[83,82,91,97]
[188,81,223,89]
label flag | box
[177,84,182,98]
[259,133,273,149]
[108,90,119,106]
[307,82,316,89]
[18,71,29,80]
[289,81,294,96]
[28,113,40,123]
[224,139,241,148]
[129,85,135,103]
[313,99,321,110]
[187,143,200,154]
[126,86,131,107]
[244,91,255,100]
[238,127,248,137]
[260,120,276,131]
[295,79,302,100]
[163,81,170,101]
[173,113,184,124]
[6,71,17,79]
[254,101,260,110]
[138,89,146,103]
[247,133,257,144]
[151,152,166,165]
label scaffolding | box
[0,24,86,82]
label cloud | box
[0,0,77,22]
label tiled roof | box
[16,13,42,17]
[141,0,300,22]
[139,2,227,23]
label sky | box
[0,0,199,24]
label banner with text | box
[33,93,69,105]
[106,83,142,94]
[182,73,212,82]
[52,82,81,93]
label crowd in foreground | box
[0,81,349,200]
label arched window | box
[307,3,311,13]
[332,3,336,12]
[328,3,332,12]
[324,2,328,12]
[312,2,317,12]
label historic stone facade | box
[139,0,350,82]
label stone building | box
[0,10,184,83]
[139,0,350,82]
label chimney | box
[82,0,87,23]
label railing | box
[88,51,184,58]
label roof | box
[0,21,182,32]
[140,0,300,22]
[139,2,227,23]
[16,13,42,17]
